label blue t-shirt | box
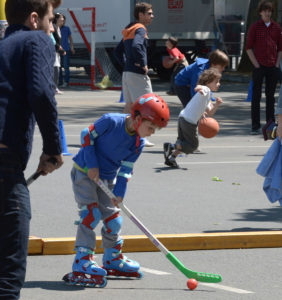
[60,25,71,51]
[175,58,210,97]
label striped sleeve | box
[81,123,98,147]
[113,141,145,198]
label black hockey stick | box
[26,157,58,186]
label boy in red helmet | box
[63,93,169,287]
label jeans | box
[54,66,59,88]
[0,150,31,300]
[251,66,280,130]
[59,50,70,85]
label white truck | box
[58,0,250,79]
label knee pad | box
[77,203,101,230]
[103,212,122,235]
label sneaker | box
[250,128,261,135]
[193,148,202,154]
[144,138,154,147]
[165,156,179,168]
[163,143,174,160]
[262,121,277,141]
[56,88,63,95]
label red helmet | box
[131,93,170,128]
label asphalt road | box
[21,78,282,300]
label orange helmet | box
[131,93,170,128]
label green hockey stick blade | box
[166,252,222,283]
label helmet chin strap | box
[133,117,142,151]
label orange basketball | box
[162,56,175,69]
[198,117,219,138]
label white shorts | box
[122,71,153,104]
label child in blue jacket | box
[174,49,229,107]
[64,93,169,287]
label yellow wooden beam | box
[28,236,43,255]
[34,231,282,255]
[0,0,6,21]
[42,237,103,255]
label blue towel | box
[256,138,282,205]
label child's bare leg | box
[171,144,182,158]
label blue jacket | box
[114,22,148,75]
[73,113,145,198]
[0,25,62,169]
[175,58,210,97]
[256,138,282,205]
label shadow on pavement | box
[57,81,256,137]
[23,280,214,293]
[153,166,188,172]
[23,281,83,291]
[204,227,282,233]
[203,207,282,233]
[58,80,282,138]
[232,207,282,223]
[142,150,164,154]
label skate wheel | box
[98,277,107,288]
[104,268,143,279]
[62,272,75,284]
[62,272,107,288]
[79,282,87,287]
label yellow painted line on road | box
[28,231,282,255]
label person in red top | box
[165,36,188,95]
[246,0,282,135]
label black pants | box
[251,66,280,130]
[175,84,191,108]
[0,150,30,300]
[169,62,187,93]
